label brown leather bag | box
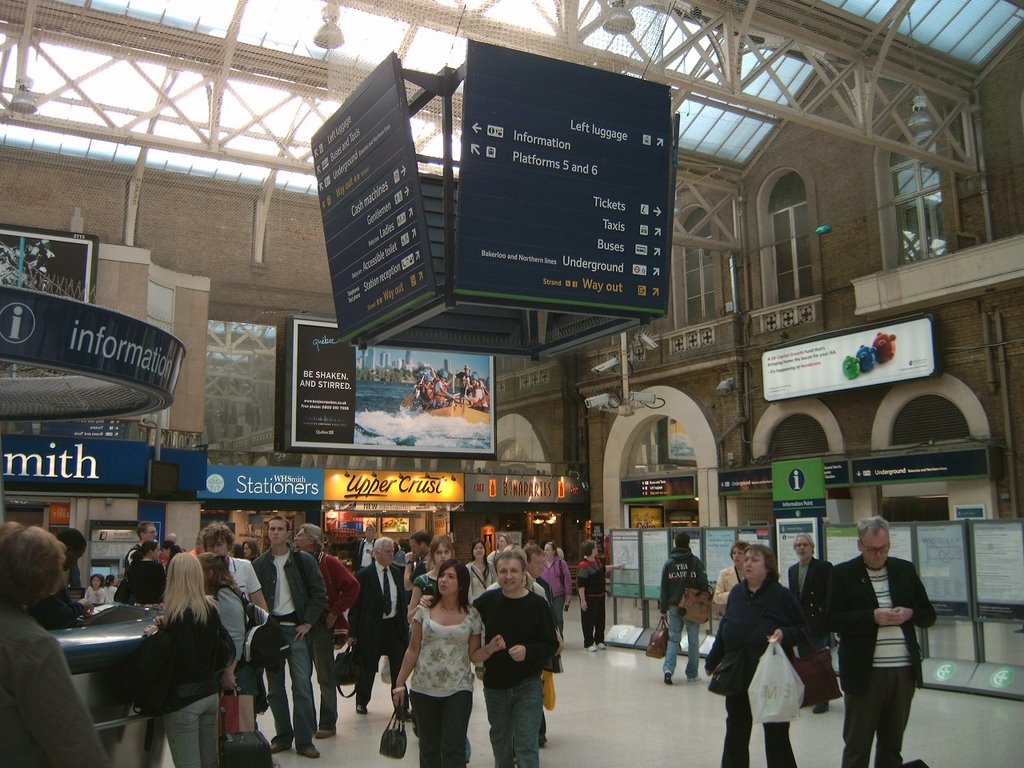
[645,616,669,659]
[678,587,712,624]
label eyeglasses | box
[862,545,890,556]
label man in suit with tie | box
[354,524,378,570]
[787,532,833,712]
[349,536,408,715]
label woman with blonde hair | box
[712,541,750,619]
[158,553,230,768]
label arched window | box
[768,414,829,457]
[889,154,946,264]
[674,208,716,325]
[627,417,696,472]
[768,172,811,303]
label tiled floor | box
[168,604,1022,767]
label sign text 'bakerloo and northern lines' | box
[468,116,667,300]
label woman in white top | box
[467,539,496,604]
[393,560,490,768]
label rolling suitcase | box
[219,730,273,768]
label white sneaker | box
[596,642,607,650]
[586,645,599,652]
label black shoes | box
[355,704,368,714]
[812,702,829,714]
[664,673,673,685]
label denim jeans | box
[483,676,543,768]
[163,693,218,768]
[663,607,702,680]
[266,623,316,751]
[308,620,337,730]
[410,689,473,768]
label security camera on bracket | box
[591,356,620,374]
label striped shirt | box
[867,566,911,668]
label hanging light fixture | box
[9,77,38,114]
[602,0,637,35]
[313,1,344,50]
[907,94,936,146]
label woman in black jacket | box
[127,540,166,605]
[706,544,806,768]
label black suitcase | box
[219,730,273,768]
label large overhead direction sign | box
[311,54,439,342]
[457,41,672,317]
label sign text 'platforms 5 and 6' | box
[456,42,672,316]
[311,54,437,341]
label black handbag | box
[334,646,361,699]
[379,706,408,759]
[707,650,750,696]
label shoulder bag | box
[708,592,774,697]
[334,645,361,698]
[679,587,713,625]
[789,630,840,707]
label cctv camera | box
[591,357,619,374]
[630,390,657,405]
[585,393,612,409]
[636,331,658,351]
[716,377,735,393]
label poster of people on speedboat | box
[353,346,493,453]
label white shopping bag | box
[748,639,804,723]
[380,656,391,684]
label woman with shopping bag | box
[705,544,805,768]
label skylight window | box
[677,101,775,164]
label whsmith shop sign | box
[200,466,324,502]
[465,474,587,504]
[3,435,148,486]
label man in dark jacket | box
[253,516,328,759]
[658,531,708,684]
[828,516,935,768]
[787,532,833,712]
[348,537,409,715]
[28,528,93,630]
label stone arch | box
[601,385,719,528]
[752,399,845,459]
[494,413,552,472]
[871,373,990,450]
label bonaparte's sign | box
[464,473,586,503]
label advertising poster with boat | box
[285,317,495,457]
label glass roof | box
[19,0,1024,176]
[820,0,1024,66]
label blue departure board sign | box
[311,54,437,341]
[457,42,672,317]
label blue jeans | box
[410,689,473,768]
[483,676,543,768]
[164,693,218,768]
[266,624,316,751]
[663,607,701,680]
[308,620,338,730]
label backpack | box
[123,629,177,717]
[113,576,131,603]
[240,595,291,670]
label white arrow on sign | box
[654,207,662,216]
[471,144,481,155]
[657,137,664,146]
[654,248,661,256]
[655,227,662,236]
[472,123,482,134]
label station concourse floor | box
[168,603,1022,768]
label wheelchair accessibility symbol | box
[933,663,956,682]
[990,668,1014,688]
